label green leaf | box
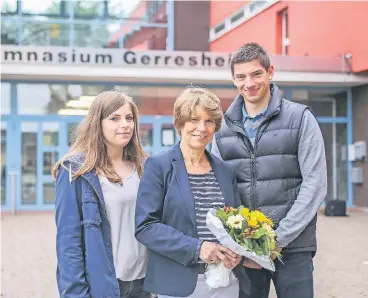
[269,239,275,251]
[261,239,270,255]
[243,238,253,250]
[252,242,263,256]
[252,228,268,239]
[216,209,230,223]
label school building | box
[1,0,368,211]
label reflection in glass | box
[1,83,10,114]
[74,21,120,48]
[43,152,59,175]
[68,123,79,146]
[0,0,17,14]
[320,123,347,201]
[43,183,55,204]
[18,84,108,115]
[1,123,7,205]
[42,122,59,146]
[162,125,175,147]
[22,0,61,15]
[21,123,37,204]
[139,124,153,148]
[1,19,17,45]
[22,22,69,46]
[291,89,347,117]
[108,0,144,18]
[70,1,104,17]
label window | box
[17,84,108,115]
[1,83,11,114]
[1,18,18,45]
[214,23,225,34]
[281,9,289,55]
[230,10,244,24]
[1,122,7,205]
[108,0,124,18]
[71,1,105,17]
[22,0,62,15]
[21,22,69,46]
[73,20,120,48]
[211,0,278,42]
[249,1,267,14]
[0,0,17,14]
[161,125,175,147]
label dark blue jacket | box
[135,143,250,297]
[55,154,120,298]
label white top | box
[99,170,147,281]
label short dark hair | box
[230,43,271,76]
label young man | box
[212,43,327,298]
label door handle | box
[9,171,17,215]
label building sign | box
[1,46,231,69]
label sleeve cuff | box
[275,232,287,248]
[195,239,204,263]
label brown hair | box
[230,42,271,76]
[173,86,223,136]
[52,90,146,183]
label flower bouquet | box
[204,206,281,288]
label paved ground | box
[1,210,368,298]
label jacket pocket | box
[81,193,102,227]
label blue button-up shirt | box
[241,103,268,146]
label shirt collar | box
[242,103,268,123]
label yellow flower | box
[226,215,244,229]
[250,210,274,227]
[240,207,250,218]
[264,218,274,227]
[248,217,259,227]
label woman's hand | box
[199,242,241,269]
[199,241,222,263]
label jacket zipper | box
[229,111,279,210]
[250,112,279,209]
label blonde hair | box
[52,90,146,183]
[173,86,223,136]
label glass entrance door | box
[1,122,8,208]
[19,121,61,210]
[2,115,176,211]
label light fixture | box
[58,109,89,116]
[65,100,91,109]
[79,96,96,102]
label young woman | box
[53,90,149,298]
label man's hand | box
[271,245,282,260]
[243,258,262,270]
[222,248,242,269]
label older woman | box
[135,87,250,298]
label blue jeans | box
[118,278,151,298]
[240,252,314,298]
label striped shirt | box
[188,171,225,242]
